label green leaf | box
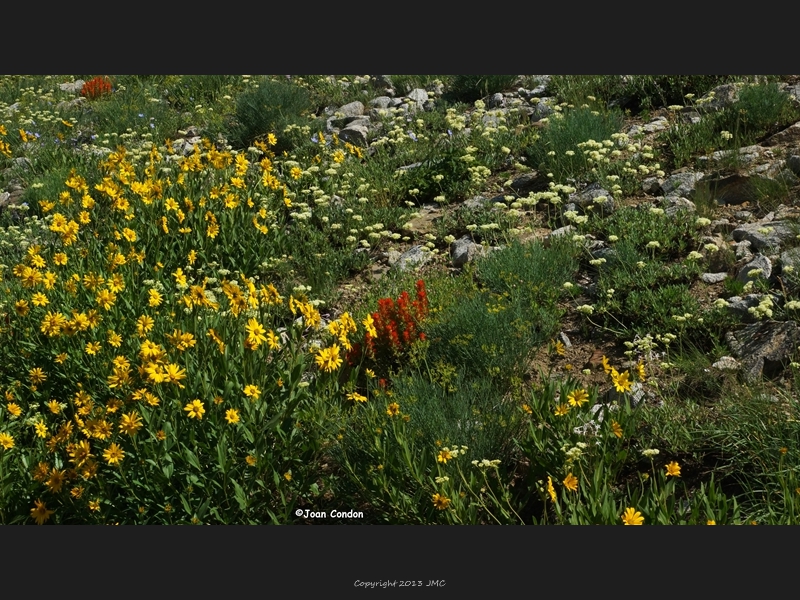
[180,494,192,516]
[196,499,210,520]
[241,427,254,444]
[183,445,202,471]
[216,438,227,474]
[232,479,248,511]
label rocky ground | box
[314,77,800,402]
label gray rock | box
[660,172,704,198]
[573,420,601,437]
[706,174,757,206]
[641,116,669,133]
[664,196,696,217]
[590,246,617,261]
[338,101,365,117]
[391,245,432,272]
[731,220,795,251]
[172,136,201,156]
[568,185,615,212]
[59,80,85,94]
[642,177,663,194]
[712,356,740,370]
[338,124,369,147]
[528,98,554,122]
[775,168,800,187]
[786,155,800,176]
[681,109,702,124]
[726,320,800,381]
[697,83,742,113]
[487,93,505,109]
[327,115,370,131]
[697,145,765,170]
[737,254,772,283]
[509,172,549,196]
[763,121,800,147]
[463,195,491,210]
[462,196,491,210]
[725,294,766,318]
[370,96,393,109]
[406,89,429,111]
[529,76,551,96]
[56,97,86,111]
[546,225,574,244]
[773,204,800,221]
[559,331,572,349]
[733,240,753,261]
[780,247,800,271]
[450,235,488,268]
[12,157,32,171]
[701,272,729,284]
[0,188,24,210]
[786,84,800,104]
[368,75,393,89]
[712,219,736,234]
[748,160,786,180]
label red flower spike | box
[81,76,113,100]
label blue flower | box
[408,131,417,142]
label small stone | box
[712,356,740,370]
[701,272,728,284]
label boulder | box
[726,320,800,381]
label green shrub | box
[602,206,699,258]
[393,367,524,460]
[524,106,623,182]
[226,78,312,150]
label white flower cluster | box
[785,300,800,311]
[563,442,588,461]
[748,295,773,319]
[471,459,501,469]
[656,332,677,346]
